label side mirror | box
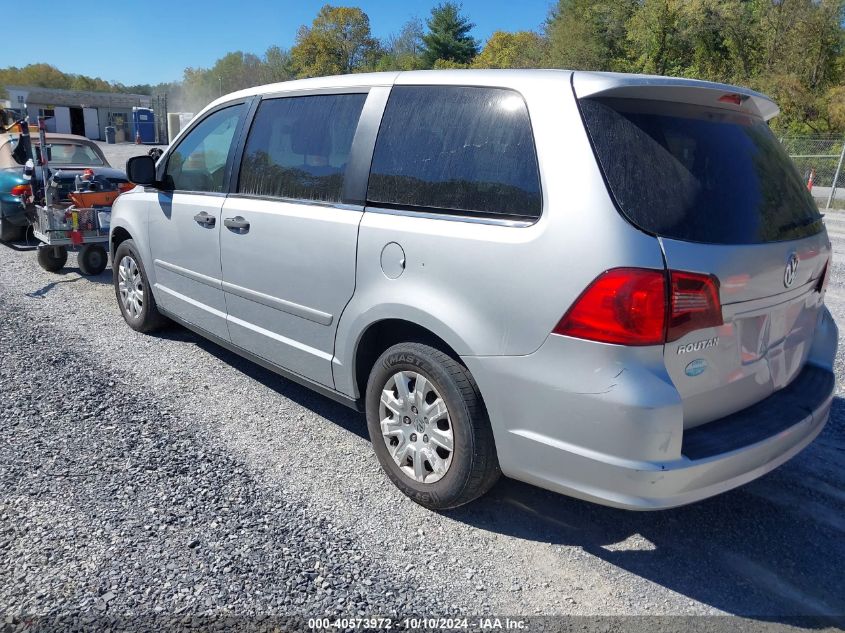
[126,155,157,186]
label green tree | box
[827,85,845,131]
[0,63,155,95]
[123,83,154,95]
[261,46,294,83]
[545,0,637,71]
[753,0,845,132]
[291,5,380,78]
[760,0,843,90]
[70,75,113,92]
[421,3,479,67]
[432,58,470,69]
[0,63,70,89]
[473,31,546,69]
[625,0,692,76]
[376,18,426,70]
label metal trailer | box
[32,204,109,275]
[28,114,109,276]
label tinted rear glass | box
[368,86,541,218]
[580,98,822,244]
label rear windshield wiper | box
[778,216,823,233]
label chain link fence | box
[782,136,845,209]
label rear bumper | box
[463,309,837,510]
[509,365,831,510]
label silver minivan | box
[111,70,837,511]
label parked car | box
[110,70,837,511]
[0,132,130,242]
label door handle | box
[224,216,250,233]
[193,211,215,227]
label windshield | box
[579,97,822,245]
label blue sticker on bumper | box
[685,359,708,377]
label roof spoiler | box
[572,72,779,121]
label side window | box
[164,104,245,193]
[368,86,541,218]
[237,93,367,203]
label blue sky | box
[1,0,554,86]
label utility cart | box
[32,202,110,275]
[25,115,113,276]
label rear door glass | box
[237,93,367,203]
[579,97,822,244]
[368,86,541,219]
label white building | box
[3,85,152,141]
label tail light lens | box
[10,184,32,197]
[553,268,723,346]
[553,268,667,345]
[666,271,722,341]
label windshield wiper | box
[779,216,822,233]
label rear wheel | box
[113,239,168,333]
[36,246,68,272]
[78,244,108,276]
[365,342,500,510]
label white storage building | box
[2,85,152,141]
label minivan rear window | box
[579,97,822,244]
[368,86,541,219]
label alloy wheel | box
[378,370,454,483]
[118,255,144,319]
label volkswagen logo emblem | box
[784,253,799,288]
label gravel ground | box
[0,141,843,627]
[0,292,456,621]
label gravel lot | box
[1,142,843,627]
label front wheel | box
[365,342,500,510]
[113,239,168,333]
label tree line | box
[0,63,153,98]
[2,1,844,134]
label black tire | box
[36,246,68,272]
[113,239,168,333]
[365,342,500,510]
[78,244,108,276]
[0,218,24,243]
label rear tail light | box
[10,184,32,197]
[553,268,723,346]
[553,268,667,345]
[667,271,722,341]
